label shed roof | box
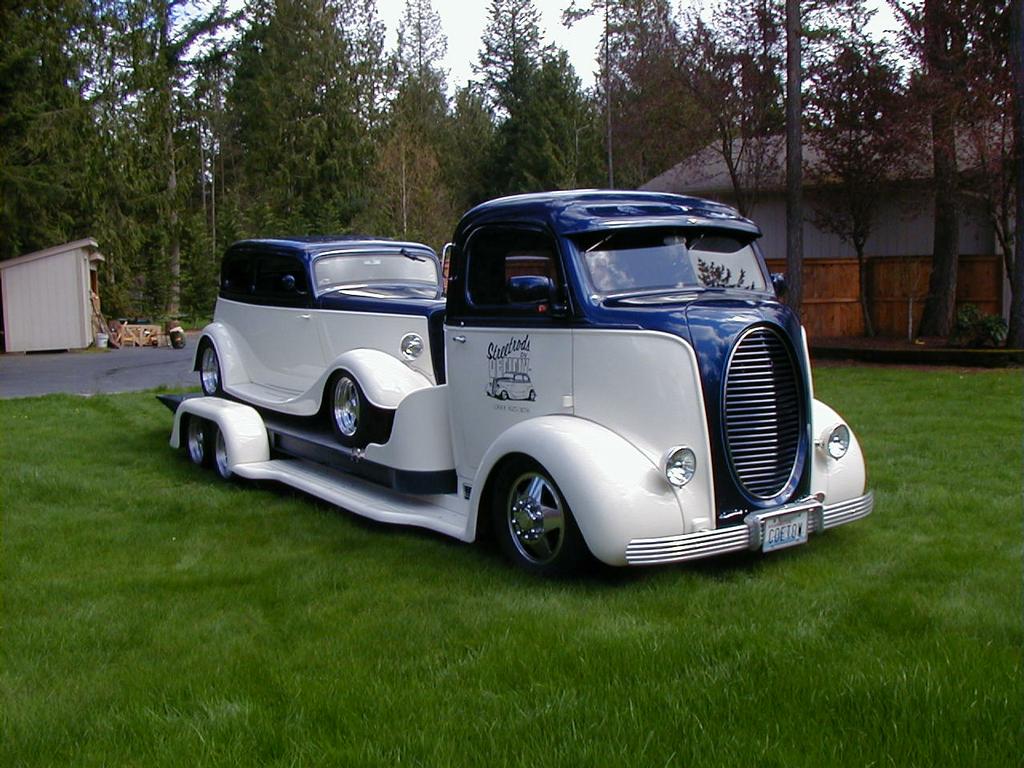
[0,238,103,271]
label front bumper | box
[624,491,874,566]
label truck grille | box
[723,326,802,499]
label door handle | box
[452,335,466,343]
[298,314,311,320]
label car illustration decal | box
[486,335,536,401]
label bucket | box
[95,332,109,349]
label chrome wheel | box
[214,428,231,479]
[186,417,207,465]
[332,376,360,437]
[200,345,220,395]
[506,472,566,565]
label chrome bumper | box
[624,491,874,566]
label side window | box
[465,227,562,311]
[252,253,310,307]
[220,252,255,301]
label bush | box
[950,303,1008,348]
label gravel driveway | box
[0,334,200,398]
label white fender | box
[195,324,248,391]
[469,416,688,566]
[170,397,270,469]
[324,348,432,409]
[809,399,866,504]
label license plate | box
[762,511,808,553]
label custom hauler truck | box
[168,191,873,574]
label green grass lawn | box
[1,367,1021,767]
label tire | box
[490,457,588,576]
[213,426,232,480]
[498,390,509,401]
[528,390,536,401]
[328,371,377,448]
[185,415,213,468]
[198,341,222,396]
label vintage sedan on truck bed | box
[171,190,873,574]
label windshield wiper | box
[400,247,425,262]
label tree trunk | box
[856,244,874,337]
[159,3,180,318]
[784,0,803,317]
[1008,0,1024,347]
[918,0,960,338]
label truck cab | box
[176,191,873,574]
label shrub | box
[950,303,1008,348]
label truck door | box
[445,225,574,485]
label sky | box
[373,0,902,94]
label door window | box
[252,253,310,307]
[465,227,564,315]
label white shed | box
[0,238,105,353]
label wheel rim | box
[333,377,359,437]
[214,429,231,478]
[506,473,565,565]
[200,346,220,394]
[186,418,205,465]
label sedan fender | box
[195,324,246,390]
[471,416,687,566]
[319,348,433,409]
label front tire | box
[491,458,588,576]
[329,371,376,448]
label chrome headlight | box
[400,333,424,360]
[663,446,697,488]
[826,424,850,460]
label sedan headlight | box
[400,333,424,360]
[663,446,697,487]
[826,424,850,460]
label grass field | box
[1,367,1021,767]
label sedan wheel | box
[199,344,221,396]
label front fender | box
[470,416,689,566]
[318,348,433,409]
[808,399,867,504]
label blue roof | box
[455,190,760,239]
[228,237,437,261]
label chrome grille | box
[724,327,802,499]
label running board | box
[232,458,469,541]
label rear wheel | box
[185,416,213,467]
[491,458,588,576]
[199,342,222,396]
[213,427,232,480]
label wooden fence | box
[765,255,1003,340]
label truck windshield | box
[314,251,440,298]
[573,229,767,298]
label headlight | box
[400,333,424,360]
[826,424,850,459]
[663,446,697,487]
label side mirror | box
[771,272,787,299]
[507,275,553,303]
